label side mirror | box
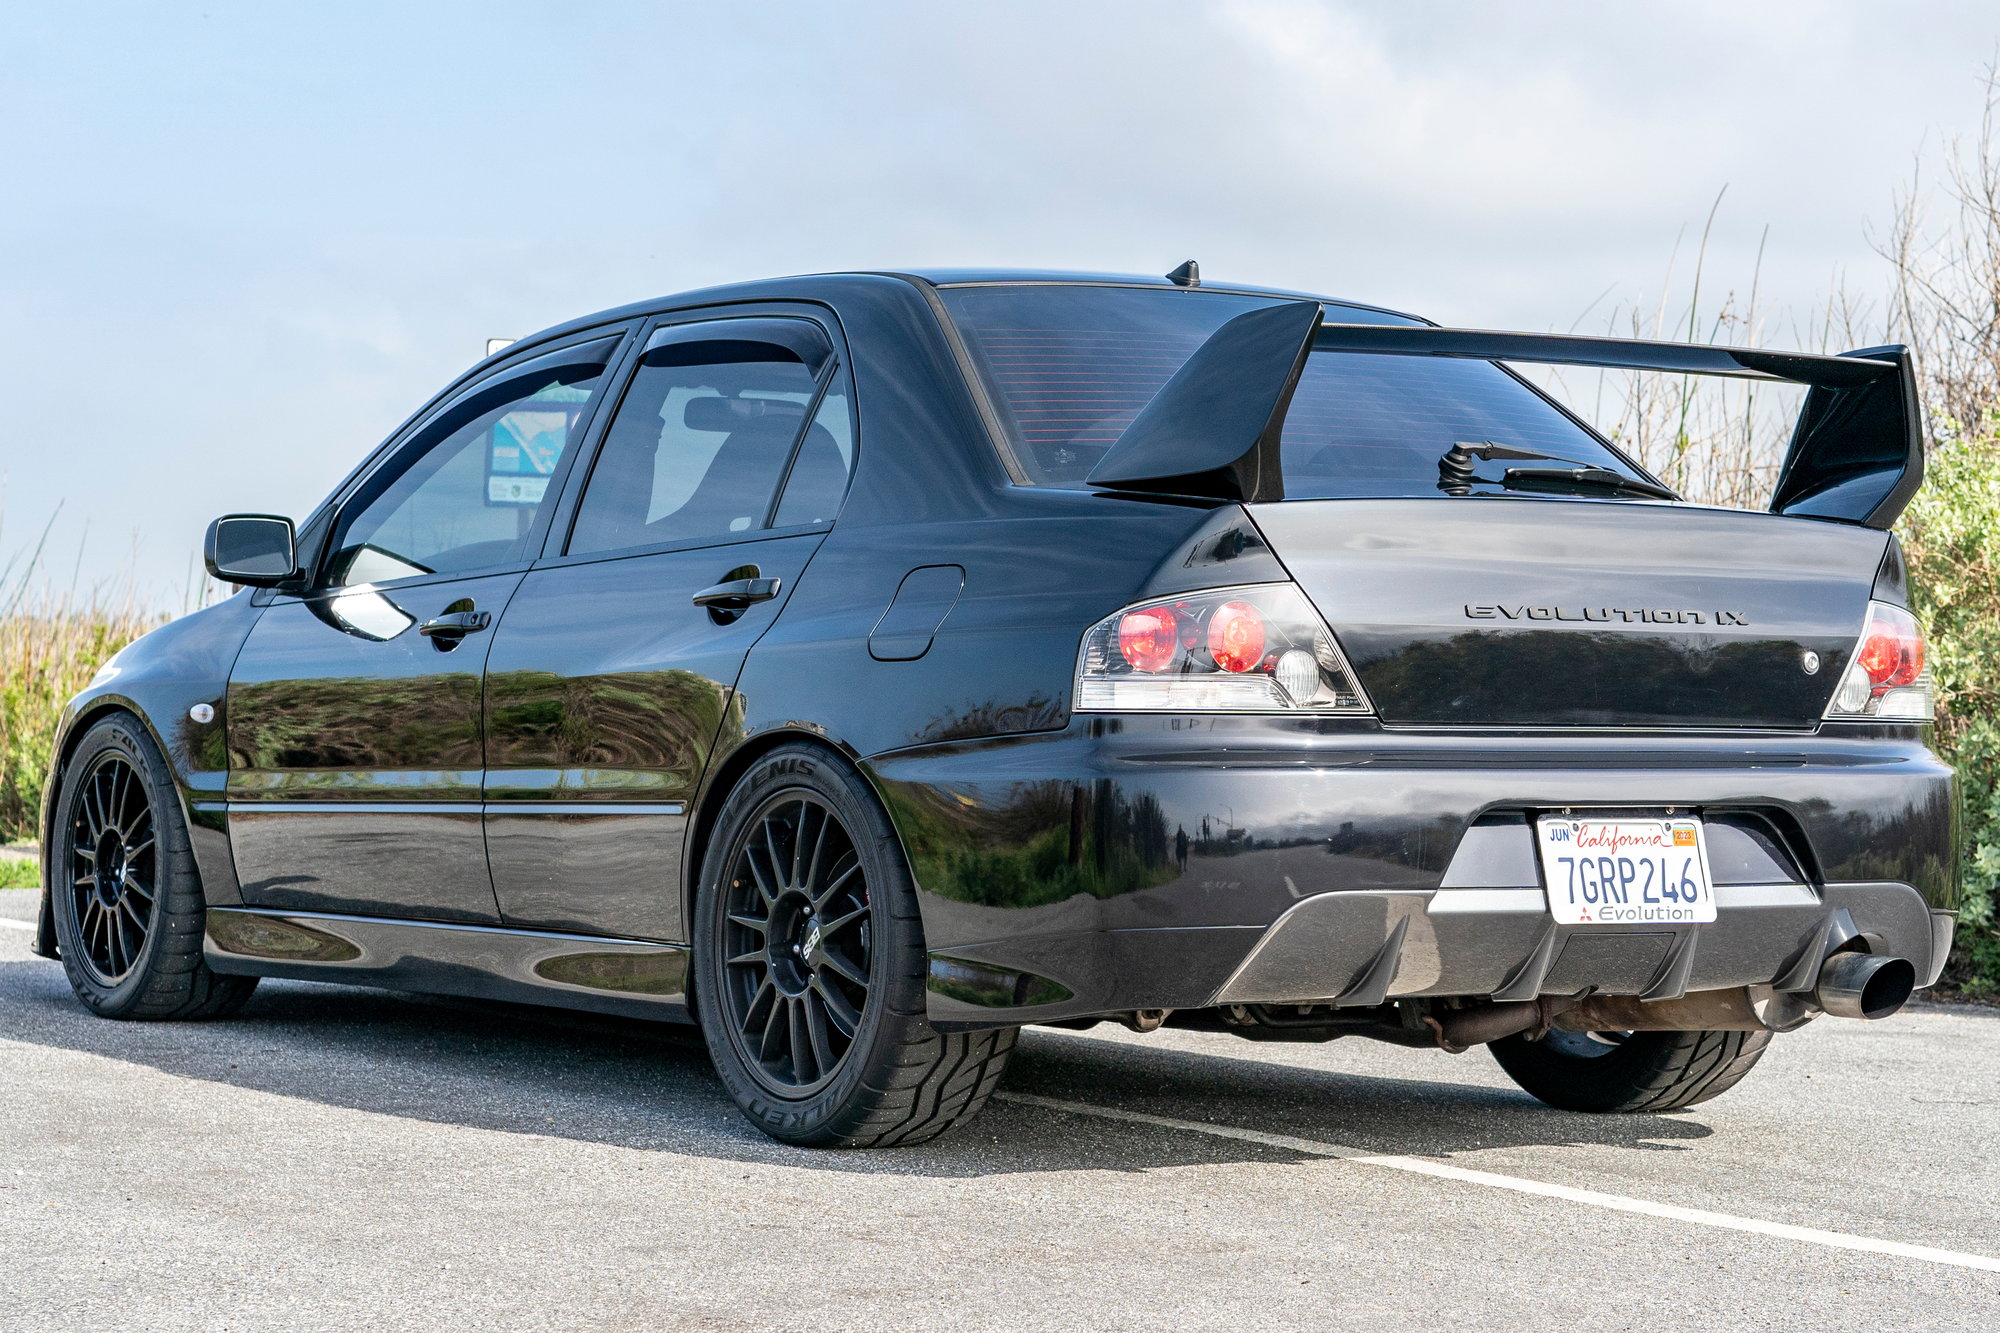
[204,514,299,586]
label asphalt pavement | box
[2,887,1995,1331]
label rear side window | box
[568,322,848,556]
[939,285,1642,496]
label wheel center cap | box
[93,832,124,906]
[798,918,823,967]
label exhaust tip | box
[1815,951,1916,1021]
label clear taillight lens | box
[1826,601,1934,720]
[1076,583,1372,713]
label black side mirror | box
[204,514,299,586]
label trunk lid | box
[1249,498,1888,729]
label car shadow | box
[0,957,1714,1177]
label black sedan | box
[32,266,1955,1146]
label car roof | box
[507,269,1427,357]
[891,267,1424,319]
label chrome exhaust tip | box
[1814,951,1916,1021]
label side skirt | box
[204,907,693,1023]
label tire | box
[692,744,1015,1147]
[49,714,259,1021]
[1490,1026,1771,1113]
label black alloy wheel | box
[64,749,158,986]
[50,715,258,1021]
[719,791,873,1095]
[693,744,1016,1148]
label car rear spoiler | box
[1085,301,1924,530]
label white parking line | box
[997,1091,2000,1275]
[0,918,36,933]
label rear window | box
[939,284,1648,496]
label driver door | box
[224,331,628,921]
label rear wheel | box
[692,745,1015,1147]
[1490,1026,1771,1113]
[51,714,258,1021]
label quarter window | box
[772,366,853,529]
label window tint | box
[941,286,1265,485]
[939,285,1646,497]
[568,336,825,555]
[772,366,853,528]
[1275,353,1625,498]
[328,345,611,586]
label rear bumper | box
[863,716,1958,1027]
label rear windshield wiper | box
[1438,441,1677,501]
[1497,465,1678,501]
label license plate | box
[1534,816,1717,925]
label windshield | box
[938,284,1658,498]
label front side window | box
[568,326,846,556]
[327,339,615,586]
[938,284,1652,497]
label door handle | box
[418,610,492,639]
[691,577,782,611]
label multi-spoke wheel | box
[50,715,258,1020]
[719,792,872,1095]
[1491,1025,1771,1113]
[693,744,1017,1147]
[64,749,158,986]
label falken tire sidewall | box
[692,745,928,1146]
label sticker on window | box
[487,407,572,506]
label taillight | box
[1206,601,1266,673]
[1117,607,1181,673]
[1826,601,1934,720]
[1076,584,1372,713]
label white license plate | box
[1534,816,1717,925]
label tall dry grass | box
[0,519,165,843]
[1521,188,1881,513]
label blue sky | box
[6,0,2000,596]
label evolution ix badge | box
[1464,604,1750,626]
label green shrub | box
[1900,428,2000,996]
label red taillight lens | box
[1077,583,1373,714]
[1827,601,1933,719]
[1118,606,1181,672]
[1854,605,1925,692]
[1207,601,1266,673]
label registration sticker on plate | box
[1534,816,1717,925]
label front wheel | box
[50,714,258,1021]
[1490,1026,1772,1113]
[692,745,1014,1147]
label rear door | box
[226,332,627,920]
[482,313,855,941]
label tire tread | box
[1492,1025,1772,1113]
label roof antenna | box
[1167,259,1200,287]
